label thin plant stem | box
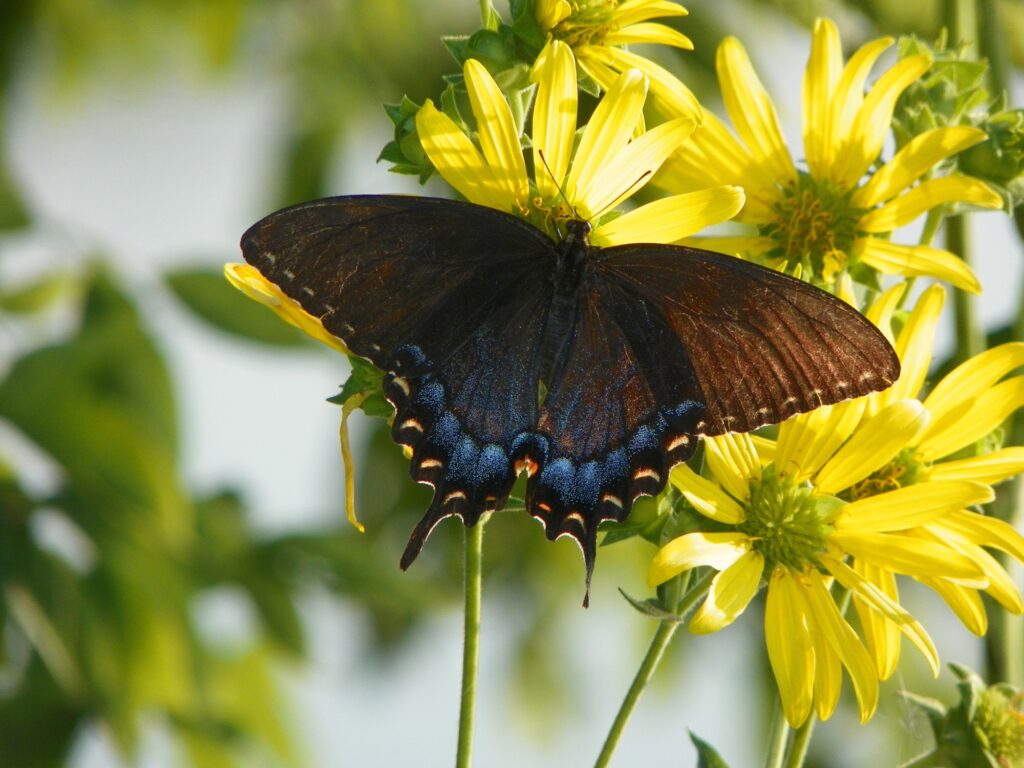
[764,702,790,768]
[897,209,945,310]
[593,571,714,768]
[456,517,486,768]
[946,214,984,364]
[784,717,816,768]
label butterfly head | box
[564,217,592,247]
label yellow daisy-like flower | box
[534,0,701,121]
[648,284,1024,728]
[417,41,742,245]
[656,18,1004,291]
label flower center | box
[840,448,929,502]
[762,174,864,289]
[551,0,619,47]
[738,466,839,573]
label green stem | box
[945,215,984,364]
[593,572,714,768]
[764,703,790,768]
[456,517,486,768]
[897,209,946,309]
[784,717,815,768]
[898,749,946,768]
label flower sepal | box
[380,95,433,181]
[901,664,1024,768]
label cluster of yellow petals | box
[656,18,1003,291]
[650,285,1024,727]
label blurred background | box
[0,0,1022,766]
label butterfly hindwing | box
[528,270,706,591]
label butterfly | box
[241,194,900,605]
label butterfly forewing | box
[595,244,900,436]
[242,196,561,564]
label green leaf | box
[0,269,188,539]
[165,268,312,347]
[691,731,732,768]
[329,356,391,418]
[0,273,73,314]
[618,588,686,623]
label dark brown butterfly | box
[241,195,899,605]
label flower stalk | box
[457,517,487,768]
[594,571,714,768]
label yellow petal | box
[669,464,747,522]
[416,100,511,211]
[717,37,796,186]
[579,45,702,121]
[676,235,775,259]
[606,22,693,49]
[939,509,1024,563]
[703,431,762,499]
[658,111,781,222]
[464,59,529,203]
[918,376,1024,461]
[750,434,776,465]
[801,572,879,723]
[850,560,902,679]
[223,264,349,353]
[647,531,751,586]
[566,69,647,213]
[809,606,842,721]
[923,526,1024,613]
[834,55,932,187]
[613,0,689,27]
[918,576,988,635]
[832,529,987,582]
[836,480,994,532]
[836,272,857,307]
[864,282,908,347]
[852,126,990,208]
[924,342,1024,426]
[928,447,1024,485]
[531,41,577,202]
[872,284,944,413]
[778,398,867,483]
[582,117,697,217]
[823,554,939,677]
[535,0,571,29]
[690,550,765,633]
[765,568,815,728]
[814,399,929,494]
[854,238,981,293]
[802,17,843,178]
[594,186,744,246]
[827,37,894,169]
[858,176,1004,232]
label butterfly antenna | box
[588,170,653,221]
[537,149,583,224]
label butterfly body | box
[242,194,900,604]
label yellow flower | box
[534,0,701,121]
[417,42,742,246]
[648,284,1024,728]
[656,18,1004,291]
